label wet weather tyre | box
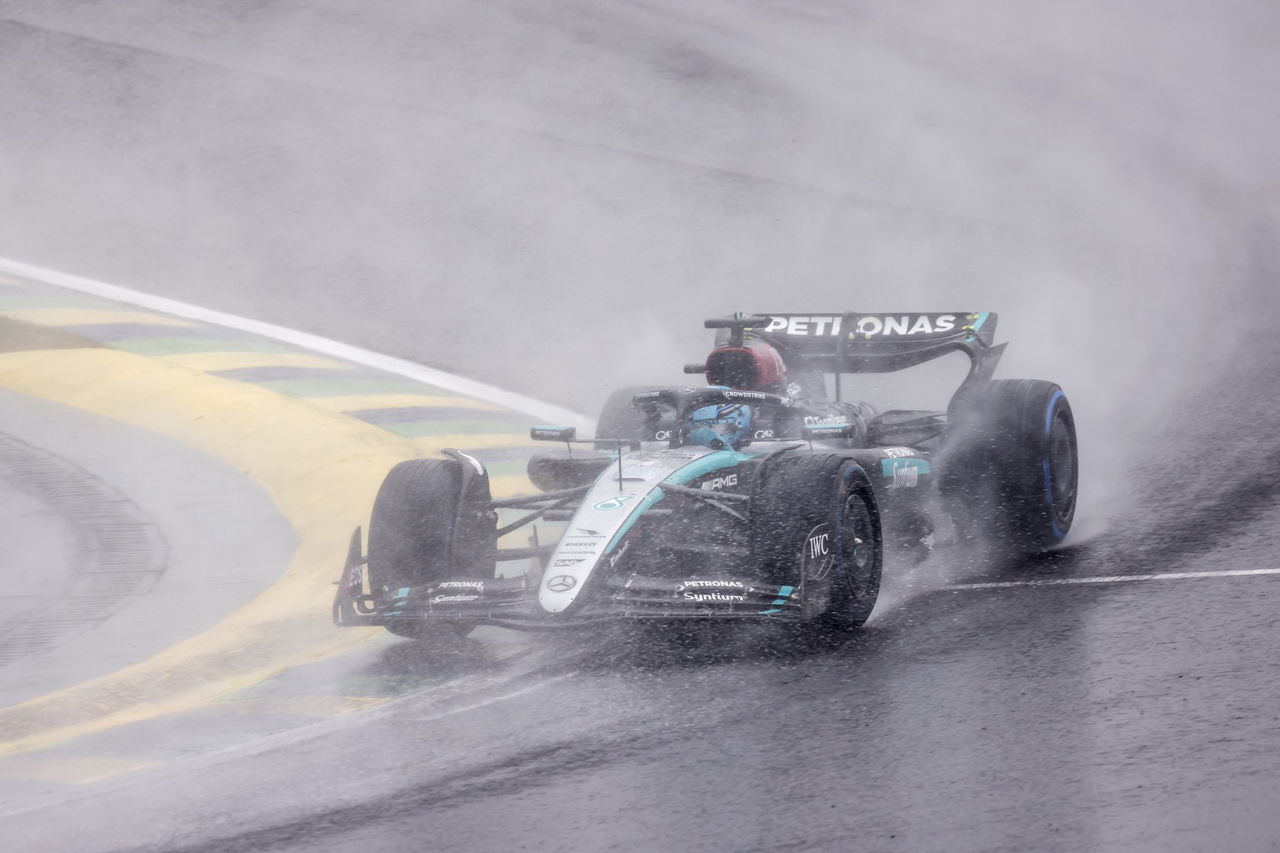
[752,453,883,635]
[825,465,883,629]
[367,458,495,639]
[943,379,1078,553]
[596,386,665,442]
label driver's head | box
[686,402,753,450]
[705,339,787,393]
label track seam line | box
[948,567,1280,590]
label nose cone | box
[536,445,724,616]
[539,569,585,614]
[537,494,639,615]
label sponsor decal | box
[654,430,673,441]
[764,315,844,336]
[700,473,739,491]
[608,540,631,568]
[593,494,638,511]
[850,314,957,339]
[683,592,746,603]
[722,390,768,401]
[431,594,479,603]
[762,314,961,338]
[803,523,835,580]
[437,581,484,591]
[531,425,576,441]
[575,528,603,537]
[804,415,851,426]
[880,447,917,459]
[752,429,775,439]
[546,575,578,592]
[677,579,751,591]
[807,531,830,559]
[881,457,932,489]
[554,558,585,567]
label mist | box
[2,3,1275,532]
[1,3,1278,848]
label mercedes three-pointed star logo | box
[546,574,577,592]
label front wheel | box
[824,466,883,629]
[367,458,495,640]
[753,454,883,637]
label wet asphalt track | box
[11,464,1280,852]
[3,2,1280,851]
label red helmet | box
[705,339,788,393]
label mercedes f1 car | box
[334,312,1078,640]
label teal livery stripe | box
[604,448,755,551]
[759,584,797,615]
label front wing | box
[333,528,803,632]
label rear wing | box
[704,312,1003,376]
[691,312,1007,405]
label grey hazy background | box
[3,5,1280,851]
[0,1,1277,525]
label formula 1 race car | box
[334,312,1078,640]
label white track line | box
[948,567,1280,590]
[0,257,593,432]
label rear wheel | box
[942,379,1078,553]
[367,458,495,639]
